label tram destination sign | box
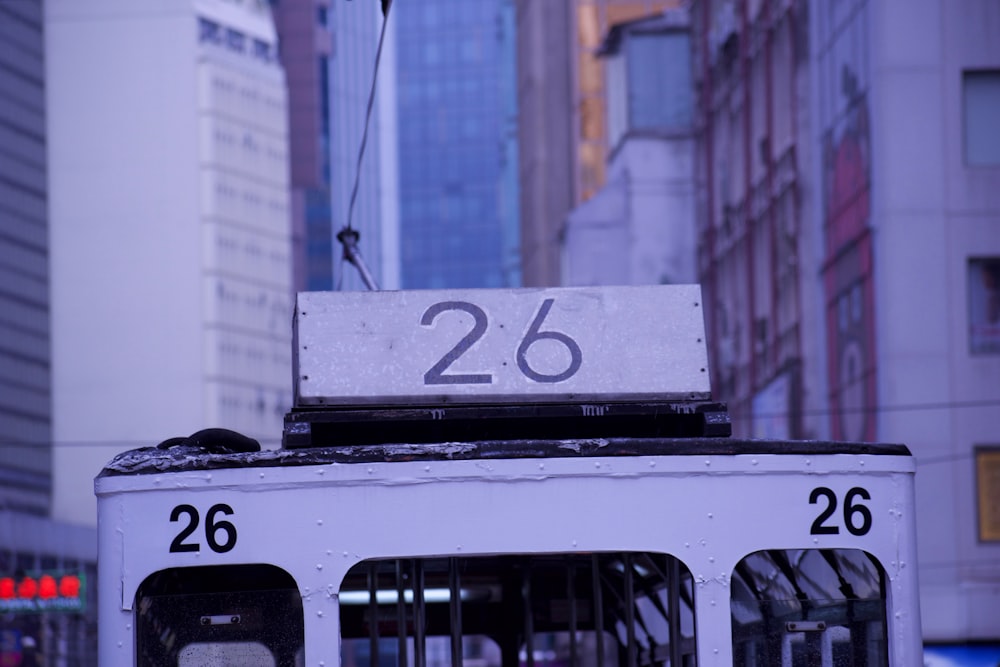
[293,285,710,406]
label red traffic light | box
[0,578,13,599]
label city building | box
[274,0,336,292]
[516,0,682,287]
[47,0,293,527]
[394,0,520,289]
[1,1,97,662]
[691,0,816,440]
[562,9,698,287]
[274,0,399,293]
[1,0,50,520]
[692,0,1000,649]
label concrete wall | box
[868,0,1000,642]
[563,135,696,287]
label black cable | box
[345,0,391,234]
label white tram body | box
[95,286,922,666]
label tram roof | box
[98,437,911,478]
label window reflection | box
[731,549,888,666]
[341,553,697,666]
[135,564,304,667]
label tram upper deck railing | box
[282,399,731,448]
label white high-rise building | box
[47,0,293,526]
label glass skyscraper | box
[275,0,335,292]
[394,0,520,289]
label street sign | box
[293,285,710,406]
[0,572,85,614]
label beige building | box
[517,0,682,286]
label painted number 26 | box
[809,487,872,536]
[169,503,238,553]
[421,298,583,385]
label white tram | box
[96,286,922,666]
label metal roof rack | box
[281,400,732,449]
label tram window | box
[339,552,696,666]
[730,549,888,667]
[135,564,304,667]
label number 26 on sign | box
[420,298,583,386]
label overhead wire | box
[344,0,391,234]
[336,0,391,291]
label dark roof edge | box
[99,438,912,478]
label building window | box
[968,257,1000,354]
[253,39,274,64]
[199,18,222,45]
[626,31,692,133]
[225,28,246,54]
[976,447,1000,541]
[963,70,1000,166]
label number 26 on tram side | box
[96,286,923,666]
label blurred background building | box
[394,0,521,289]
[516,0,683,287]
[691,0,815,441]
[691,0,1000,649]
[562,8,698,287]
[274,0,336,291]
[0,1,98,663]
[0,0,51,526]
[47,0,293,521]
[276,0,400,291]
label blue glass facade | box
[395,0,520,289]
[305,188,334,290]
[275,0,335,292]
